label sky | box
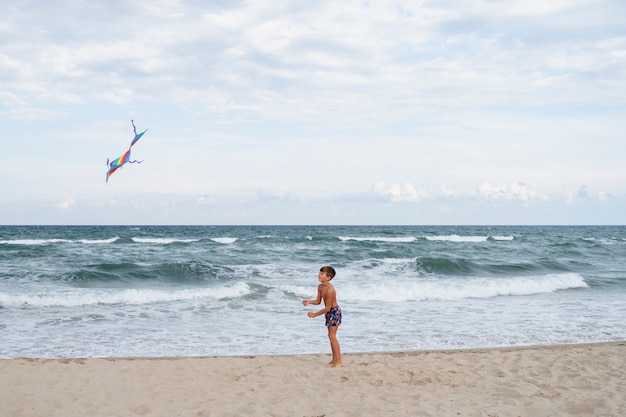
[1,0,625,225]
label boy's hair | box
[320,265,336,280]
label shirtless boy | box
[302,265,343,367]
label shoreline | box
[5,339,624,361]
[2,341,624,416]
[277,339,626,358]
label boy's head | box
[320,265,336,280]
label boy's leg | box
[327,326,343,367]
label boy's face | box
[318,271,330,282]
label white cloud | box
[55,198,76,210]
[373,181,428,203]
[479,182,537,202]
[598,191,609,205]
[196,195,214,206]
[440,185,454,196]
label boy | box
[302,265,343,367]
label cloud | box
[373,181,429,203]
[598,191,609,205]
[440,184,454,197]
[479,182,537,202]
[196,195,214,206]
[4,0,621,126]
[256,190,299,203]
[54,198,75,210]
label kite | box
[106,120,147,183]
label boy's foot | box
[329,361,344,368]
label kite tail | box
[128,159,143,164]
[131,119,138,136]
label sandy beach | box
[1,342,624,417]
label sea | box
[1,225,625,359]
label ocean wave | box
[279,273,587,302]
[337,235,515,244]
[338,236,417,243]
[210,237,238,244]
[418,257,482,275]
[491,235,514,241]
[54,261,237,285]
[414,256,557,276]
[424,235,489,243]
[0,282,251,308]
[0,238,70,245]
[339,273,588,302]
[131,237,201,244]
[155,261,234,283]
[128,237,237,244]
[78,237,120,244]
[581,237,626,246]
[0,237,120,245]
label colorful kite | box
[106,120,147,183]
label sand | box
[1,342,624,417]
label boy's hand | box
[302,300,309,306]
[307,312,315,318]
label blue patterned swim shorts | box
[325,305,342,327]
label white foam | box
[0,239,70,245]
[339,236,417,243]
[1,237,120,245]
[492,235,514,241]
[341,273,588,302]
[0,282,251,308]
[211,237,238,244]
[77,237,120,244]
[131,237,200,244]
[425,235,488,242]
[279,285,315,298]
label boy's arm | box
[302,286,322,306]
[308,287,336,317]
